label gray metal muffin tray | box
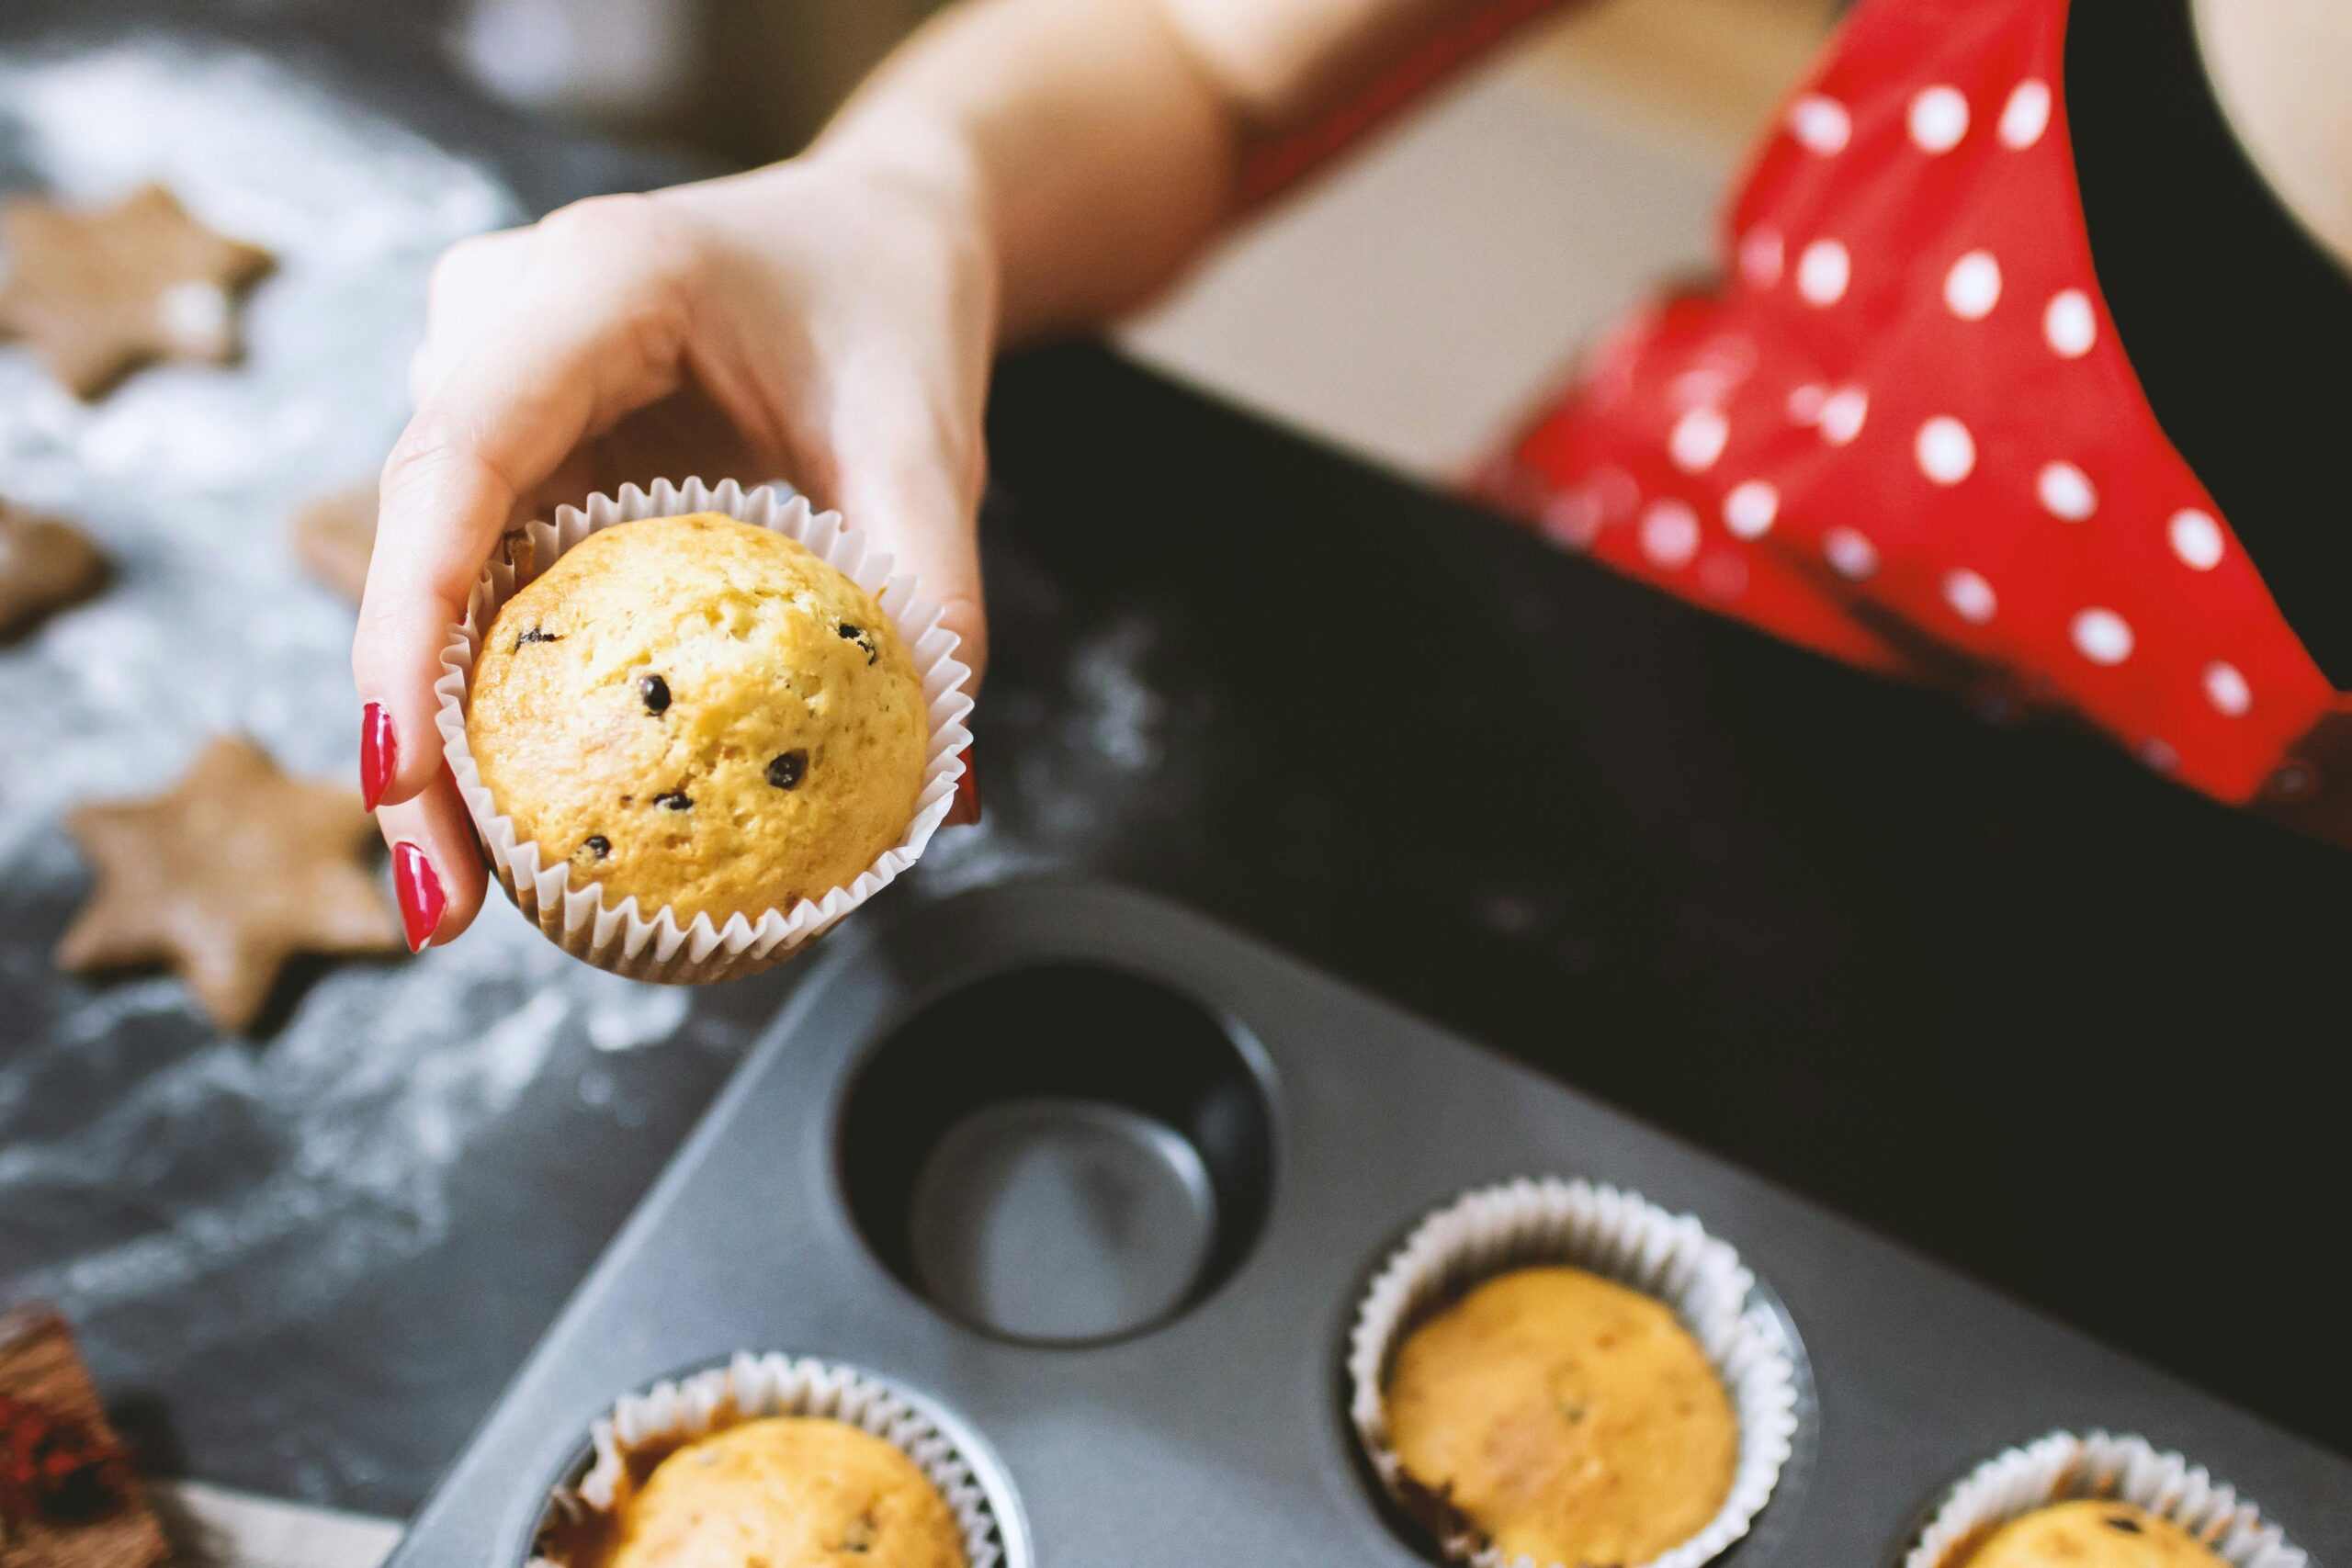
[386,878,2350,1565]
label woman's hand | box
[354,151,999,950]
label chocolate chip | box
[514,626,560,649]
[582,835,610,860]
[2105,1516,2144,1535]
[838,622,876,664]
[766,750,808,790]
[653,791,692,811]
[639,673,670,714]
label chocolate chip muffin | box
[1962,1502,2233,1568]
[589,1417,967,1568]
[1384,1266,1737,1567]
[466,513,928,924]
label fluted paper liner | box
[528,1352,1013,1568]
[1904,1430,2306,1568]
[435,478,974,982]
[1347,1176,1801,1568]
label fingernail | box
[946,749,981,827]
[361,701,398,812]
[393,841,446,953]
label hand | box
[353,152,998,949]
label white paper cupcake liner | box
[1347,1176,1802,1568]
[528,1352,1016,1568]
[435,477,975,983]
[1904,1430,2306,1568]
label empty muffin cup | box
[526,1351,1020,1568]
[1905,1430,2307,1568]
[1346,1176,1802,1568]
[435,477,975,982]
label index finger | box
[354,198,699,808]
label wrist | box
[811,110,997,256]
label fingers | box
[377,767,489,950]
[355,196,703,809]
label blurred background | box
[431,0,1842,477]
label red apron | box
[1475,0,2349,815]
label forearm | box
[813,0,1530,344]
[815,0,1245,344]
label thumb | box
[830,422,989,690]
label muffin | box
[466,513,928,924]
[582,1416,967,1568]
[1383,1265,1738,1567]
[1962,1502,2234,1568]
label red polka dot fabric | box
[1480,0,2345,809]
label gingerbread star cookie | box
[0,184,272,399]
[289,482,378,604]
[0,1304,167,1568]
[0,502,107,641]
[57,736,402,1032]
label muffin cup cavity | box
[1346,1176,1801,1568]
[528,1351,1018,1568]
[435,477,976,983]
[1904,1431,2307,1568]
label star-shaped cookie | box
[0,501,107,640]
[0,183,272,400]
[57,736,402,1032]
[289,481,378,604]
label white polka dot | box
[1797,239,1850,306]
[1670,407,1729,472]
[2169,508,2224,570]
[2071,607,2134,666]
[1824,527,1879,581]
[1943,569,1996,624]
[1908,85,1971,152]
[1787,383,1828,425]
[1641,500,1701,569]
[1790,95,1851,154]
[2138,738,2179,774]
[1590,465,1640,524]
[1999,79,2052,148]
[2036,461,2098,520]
[1541,486,1603,550]
[1820,387,1870,446]
[1944,250,2003,320]
[1916,417,1976,484]
[1723,480,1779,539]
[1738,228,1784,288]
[2043,289,2097,356]
[2271,763,2316,801]
[2204,660,2252,716]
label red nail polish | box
[946,750,981,827]
[361,701,398,812]
[393,841,446,953]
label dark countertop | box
[1,0,2347,1522]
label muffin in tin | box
[466,510,928,926]
[548,1416,967,1568]
[1349,1178,1798,1568]
[530,1354,1007,1568]
[1905,1430,2305,1568]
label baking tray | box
[385,877,2350,1564]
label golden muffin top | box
[586,1416,967,1568]
[467,513,928,922]
[1962,1501,2234,1568]
[1384,1265,1737,1567]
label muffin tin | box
[384,878,2350,1565]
